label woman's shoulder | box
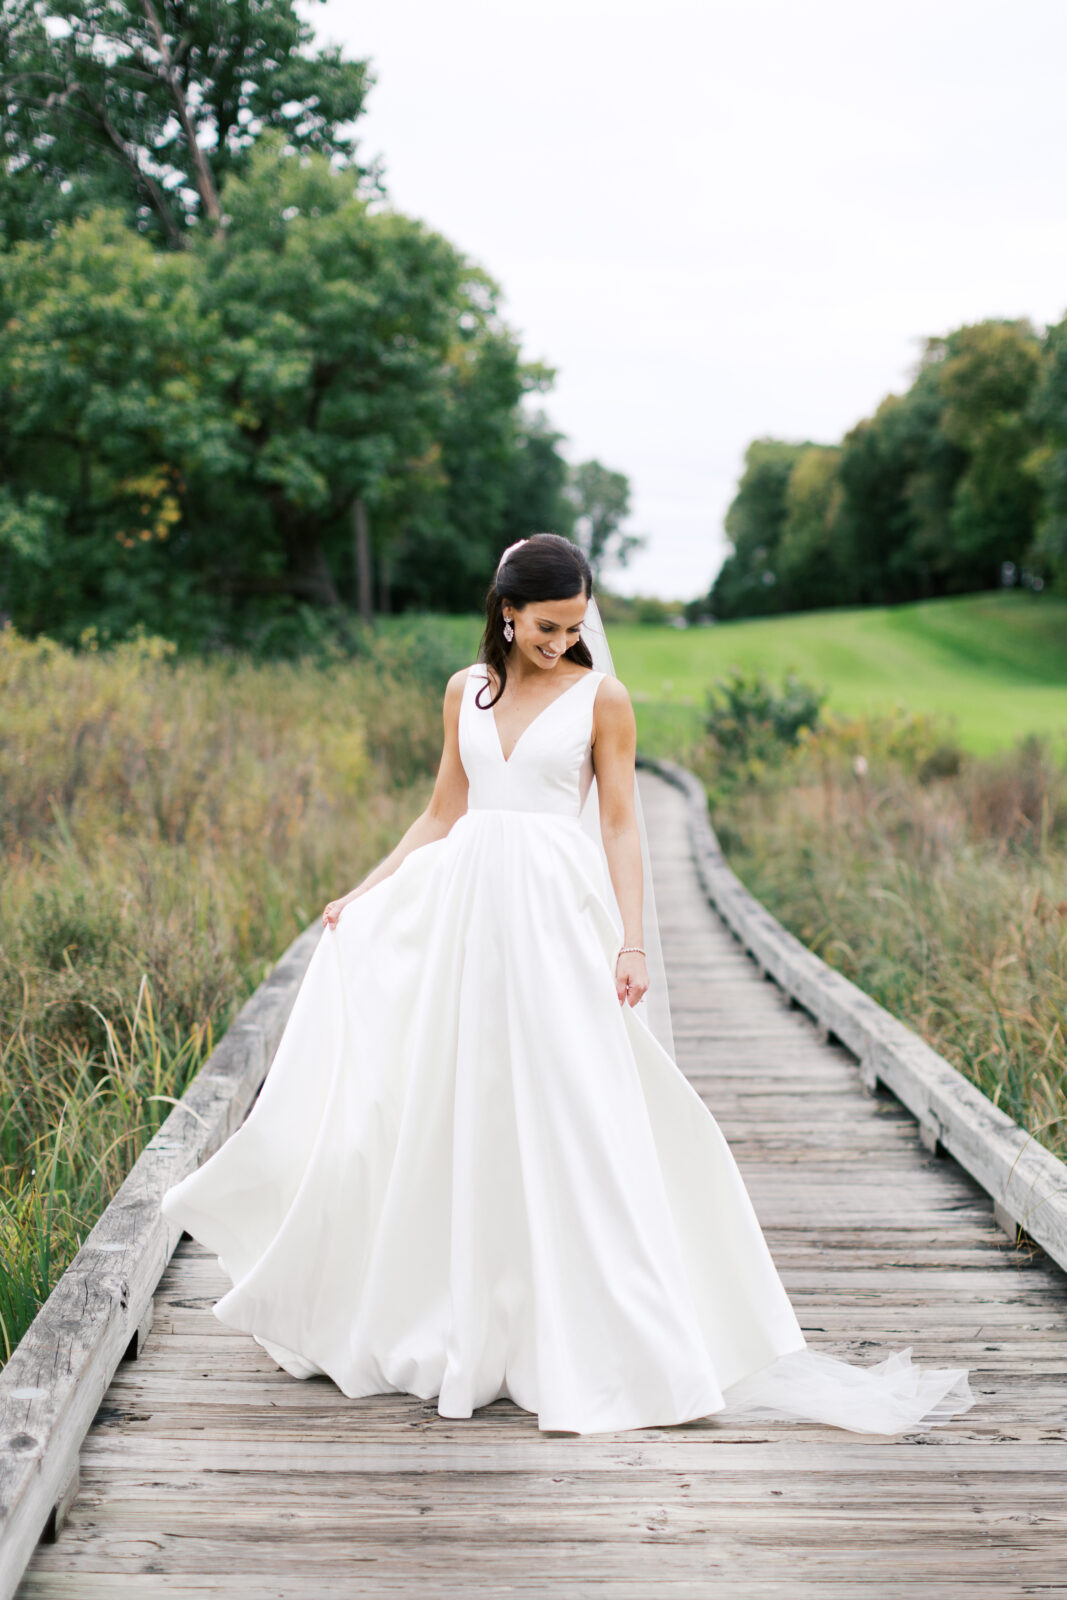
[442,665,477,719]
[591,671,630,706]
[590,672,633,739]
[445,663,486,692]
[443,663,492,712]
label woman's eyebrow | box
[535,617,582,626]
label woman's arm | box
[323,667,471,928]
[590,677,649,1008]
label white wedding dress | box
[160,663,975,1435]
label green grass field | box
[406,591,1067,757]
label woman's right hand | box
[323,884,371,929]
[322,898,346,930]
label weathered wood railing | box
[2,757,1066,1598]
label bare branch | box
[139,0,221,224]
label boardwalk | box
[17,772,1067,1598]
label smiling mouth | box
[537,647,559,660]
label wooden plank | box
[16,1581,1067,1600]
[52,1465,1067,1509]
[67,1433,1067,1473]
[20,1531,1067,1584]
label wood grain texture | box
[12,772,1067,1599]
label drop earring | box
[503,616,514,643]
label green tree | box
[1031,316,1067,594]
[834,362,965,605]
[568,458,644,582]
[775,445,845,610]
[711,439,808,618]
[193,141,480,612]
[502,409,576,545]
[0,145,531,638]
[717,318,1047,620]
[0,0,372,247]
[376,304,543,614]
[0,3,625,632]
[933,320,1044,588]
[0,209,229,637]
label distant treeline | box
[710,318,1067,618]
[0,0,639,649]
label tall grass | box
[0,623,460,1363]
[696,714,1067,1163]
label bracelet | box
[617,945,646,958]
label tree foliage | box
[567,458,646,581]
[0,209,224,636]
[712,318,1055,618]
[709,440,808,617]
[0,0,373,246]
[0,0,640,640]
[0,146,581,638]
[1031,317,1067,586]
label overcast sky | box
[313,0,1067,599]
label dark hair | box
[476,533,594,709]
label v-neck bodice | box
[459,663,606,816]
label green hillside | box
[391,592,1067,757]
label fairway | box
[406,592,1067,757]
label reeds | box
[0,623,455,1363]
[702,715,1067,1161]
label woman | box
[161,534,975,1436]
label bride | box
[161,533,975,1436]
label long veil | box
[577,596,977,1433]
[578,594,675,1061]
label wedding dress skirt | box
[160,664,975,1435]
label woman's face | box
[503,589,588,671]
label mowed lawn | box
[410,591,1067,757]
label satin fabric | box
[160,664,975,1435]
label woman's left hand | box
[615,950,649,1008]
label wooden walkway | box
[17,772,1067,1598]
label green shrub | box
[700,667,827,791]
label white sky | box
[313,0,1067,599]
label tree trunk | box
[353,498,374,622]
[378,542,392,614]
[271,494,341,606]
[140,0,223,225]
[88,95,185,247]
[290,541,341,607]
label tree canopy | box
[0,0,643,643]
[0,0,373,246]
[710,317,1060,619]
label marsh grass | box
[0,623,459,1362]
[698,717,1067,1162]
